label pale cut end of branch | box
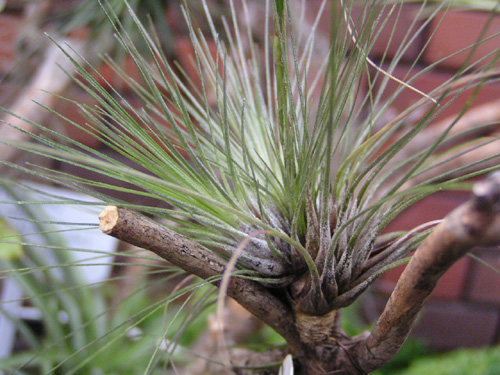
[99,205,119,233]
[472,171,500,211]
[97,205,302,353]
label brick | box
[4,1,24,11]
[378,256,470,301]
[412,300,499,349]
[374,64,500,126]
[0,79,22,109]
[283,1,424,67]
[365,294,499,349]
[52,86,102,149]
[173,36,200,87]
[378,191,472,300]
[384,191,470,232]
[94,55,143,92]
[425,10,500,69]
[0,14,22,74]
[174,36,219,92]
[464,248,500,305]
[305,2,424,61]
[352,3,425,61]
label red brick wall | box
[373,192,500,350]
[301,1,500,350]
[363,5,500,350]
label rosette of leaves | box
[3,0,500,374]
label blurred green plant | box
[397,346,500,375]
[0,182,219,375]
[374,339,431,375]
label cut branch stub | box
[353,173,500,373]
[98,206,302,353]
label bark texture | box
[99,206,302,354]
[99,173,500,374]
[353,173,500,373]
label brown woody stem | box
[354,175,500,373]
[98,206,301,353]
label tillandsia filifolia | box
[3,0,500,374]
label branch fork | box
[98,206,302,354]
[353,172,500,373]
[99,173,500,374]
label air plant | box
[2,0,500,374]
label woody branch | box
[98,205,302,353]
[353,173,500,373]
